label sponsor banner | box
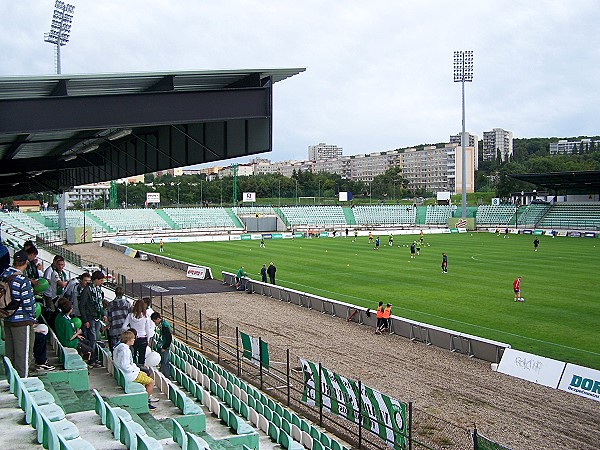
[450,228,459,233]
[558,363,600,402]
[339,192,352,202]
[186,266,207,280]
[570,231,581,237]
[497,348,565,388]
[522,229,533,235]
[73,226,92,243]
[146,192,160,203]
[584,232,596,238]
[165,237,180,242]
[240,332,269,368]
[262,234,273,240]
[300,359,408,449]
[240,234,252,240]
[533,229,544,235]
[448,218,475,230]
[124,247,137,258]
[557,231,568,237]
[491,197,501,206]
[243,192,256,202]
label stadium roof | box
[509,171,600,191]
[0,68,305,198]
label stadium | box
[1,62,599,450]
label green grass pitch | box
[132,232,600,369]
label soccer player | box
[352,230,358,242]
[368,232,373,244]
[513,276,523,302]
[159,239,164,252]
[410,241,416,259]
[388,234,394,247]
[260,236,265,248]
[533,237,539,252]
[373,237,380,250]
[441,253,448,273]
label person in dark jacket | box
[267,262,277,285]
[151,312,172,378]
[79,271,106,364]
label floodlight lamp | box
[107,129,132,141]
[81,144,99,154]
[62,154,77,162]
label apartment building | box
[482,128,513,162]
[549,138,597,155]
[450,132,479,169]
[308,143,343,161]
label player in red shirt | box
[513,276,523,302]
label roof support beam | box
[0,87,272,134]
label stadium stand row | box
[4,203,599,238]
[352,205,416,225]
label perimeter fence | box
[141,293,494,450]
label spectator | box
[122,299,154,365]
[105,286,131,351]
[151,312,172,378]
[235,265,247,291]
[0,241,9,272]
[33,323,54,371]
[0,250,36,377]
[259,264,267,283]
[113,330,159,409]
[62,272,91,319]
[42,255,68,310]
[79,270,107,364]
[54,297,97,366]
[267,262,277,285]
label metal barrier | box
[222,272,510,364]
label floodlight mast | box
[44,1,75,75]
[453,50,473,219]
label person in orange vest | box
[375,301,384,334]
[381,303,392,333]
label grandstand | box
[163,207,240,230]
[475,205,516,226]
[425,205,456,225]
[0,211,59,240]
[538,203,600,230]
[40,210,107,233]
[89,209,172,232]
[352,205,416,226]
[278,206,346,227]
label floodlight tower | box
[453,50,473,219]
[44,1,75,74]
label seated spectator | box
[112,330,159,409]
[54,297,98,367]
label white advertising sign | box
[146,192,160,203]
[558,363,600,402]
[186,266,208,279]
[243,192,256,202]
[497,348,565,388]
[492,197,500,206]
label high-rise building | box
[450,132,479,169]
[308,143,343,161]
[482,128,513,162]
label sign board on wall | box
[146,192,160,203]
[338,192,352,202]
[558,363,600,402]
[243,192,256,202]
[497,348,565,388]
[186,266,211,279]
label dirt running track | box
[71,243,600,450]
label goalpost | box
[298,196,316,205]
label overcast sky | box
[2,1,599,167]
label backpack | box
[0,274,18,318]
